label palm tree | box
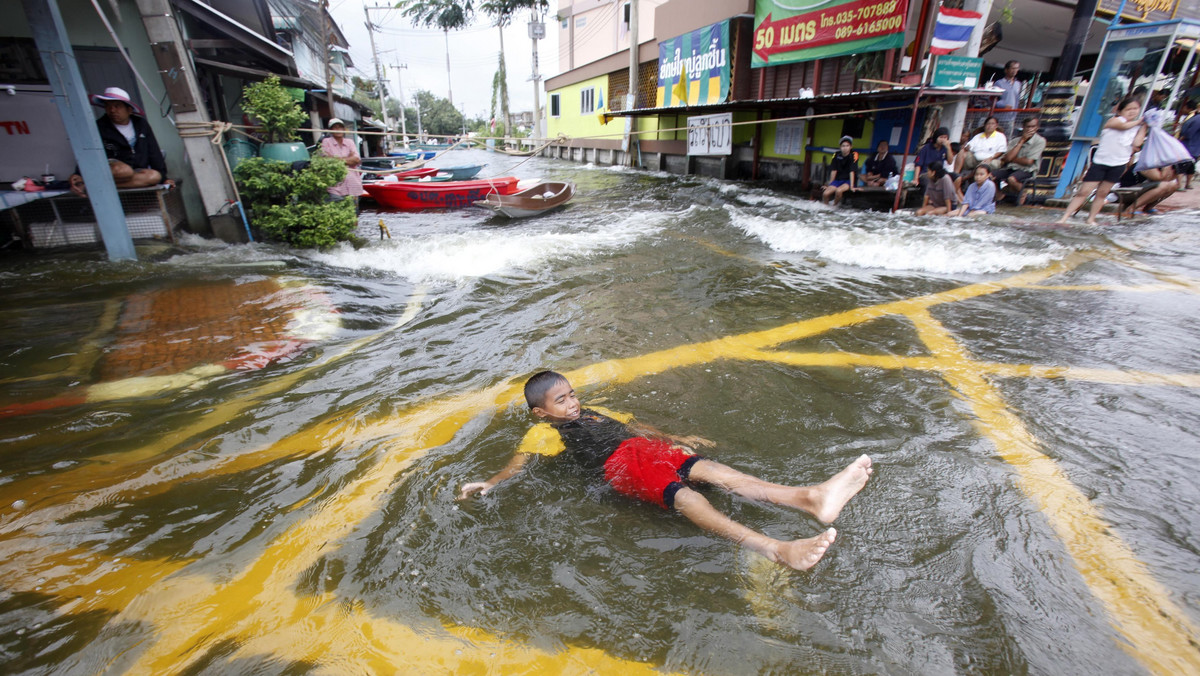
[395,0,475,107]
[478,1,546,139]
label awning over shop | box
[603,85,1002,118]
[174,0,293,68]
[191,57,315,89]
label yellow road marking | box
[7,250,1200,673]
[908,308,1200,675]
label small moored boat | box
[476,181,576,218]
[363,176,521,210]
[433,164,484,181]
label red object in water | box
[363,176,521,210]
[394,167,438,179]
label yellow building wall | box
[759,116,876,169]
[547,75,621,143]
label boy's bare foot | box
[775,527,837,571]
[809,454,873,523]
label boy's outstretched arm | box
[458,453,530,500]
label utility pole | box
[393,60,409,148]
[365,4,392,153]
[624,0,638,164]
[529,11,544,139]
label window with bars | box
[580,87,595,114]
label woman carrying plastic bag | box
[1135,125,1192,172]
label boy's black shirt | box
[551,408,636,471]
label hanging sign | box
[752,0,909,68]
[656,20,731,107]
[687,113,732,155]
[930,55,982,88]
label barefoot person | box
[1058,97,1148,225]
[68,87,172,197]
[460,371,873,571]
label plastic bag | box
[884,174,900,191]
[1135,125,1192,171]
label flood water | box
[1,148,1199,674]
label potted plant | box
[242,75,310,163]
[233,76,358,249]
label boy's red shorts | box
[603,437,704,509]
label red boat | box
[363,176,521,210]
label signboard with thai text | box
[687,113,733,155]
[656,20,731,107]
[930,55,982,88]
[752,0,909,68]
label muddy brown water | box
[1,149,1198,674]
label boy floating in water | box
[459,371,873,571]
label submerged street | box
[1,150,1198,674]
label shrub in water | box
[234,156,357,248]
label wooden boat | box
[433,164,484,181]
[475,181,576,218]
[364,176,521,210]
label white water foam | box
[306,212,670,282]
[725,205,1065,274]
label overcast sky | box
[329,1,561,120]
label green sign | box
[930,55,983,88]
[752,0,909,68]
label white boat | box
[475,181,576,218]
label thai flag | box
[930,7,982,55]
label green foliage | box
[233,156,357,249]
[409,90,465,137]
[242,76,308,143]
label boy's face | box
[532,380,580,422]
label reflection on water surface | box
[1,149,1198,674]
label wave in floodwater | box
[724,204,1068,274]
[305,211,671,282]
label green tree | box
[395,0,475,106]
[409,90,465,138]
[479,1,548,138]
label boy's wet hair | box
[525,370,568,410]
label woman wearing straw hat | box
[68,87,172,197]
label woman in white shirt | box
[1057,97,1148,225]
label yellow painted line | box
[23,249,1194,674]
[116,379,667,673]
[1020,284,1189,293]
[907,308,1200,675]
[0,286,429,524]
[741,350,1200,388]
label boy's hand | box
[458,481,492,500]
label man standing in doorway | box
[993,60,1023,138]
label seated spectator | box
[861,140,898,187]
[916,164,957,216]
[69,87,171,197]
[1124,161,1177,216]
[955,165,997,216]
[914,127,955,184]
[957,116,1007,187]
[993,117,1046,197]
[822,136,858,206]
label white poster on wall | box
[687,113,732,156]
[774,119,807,156]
